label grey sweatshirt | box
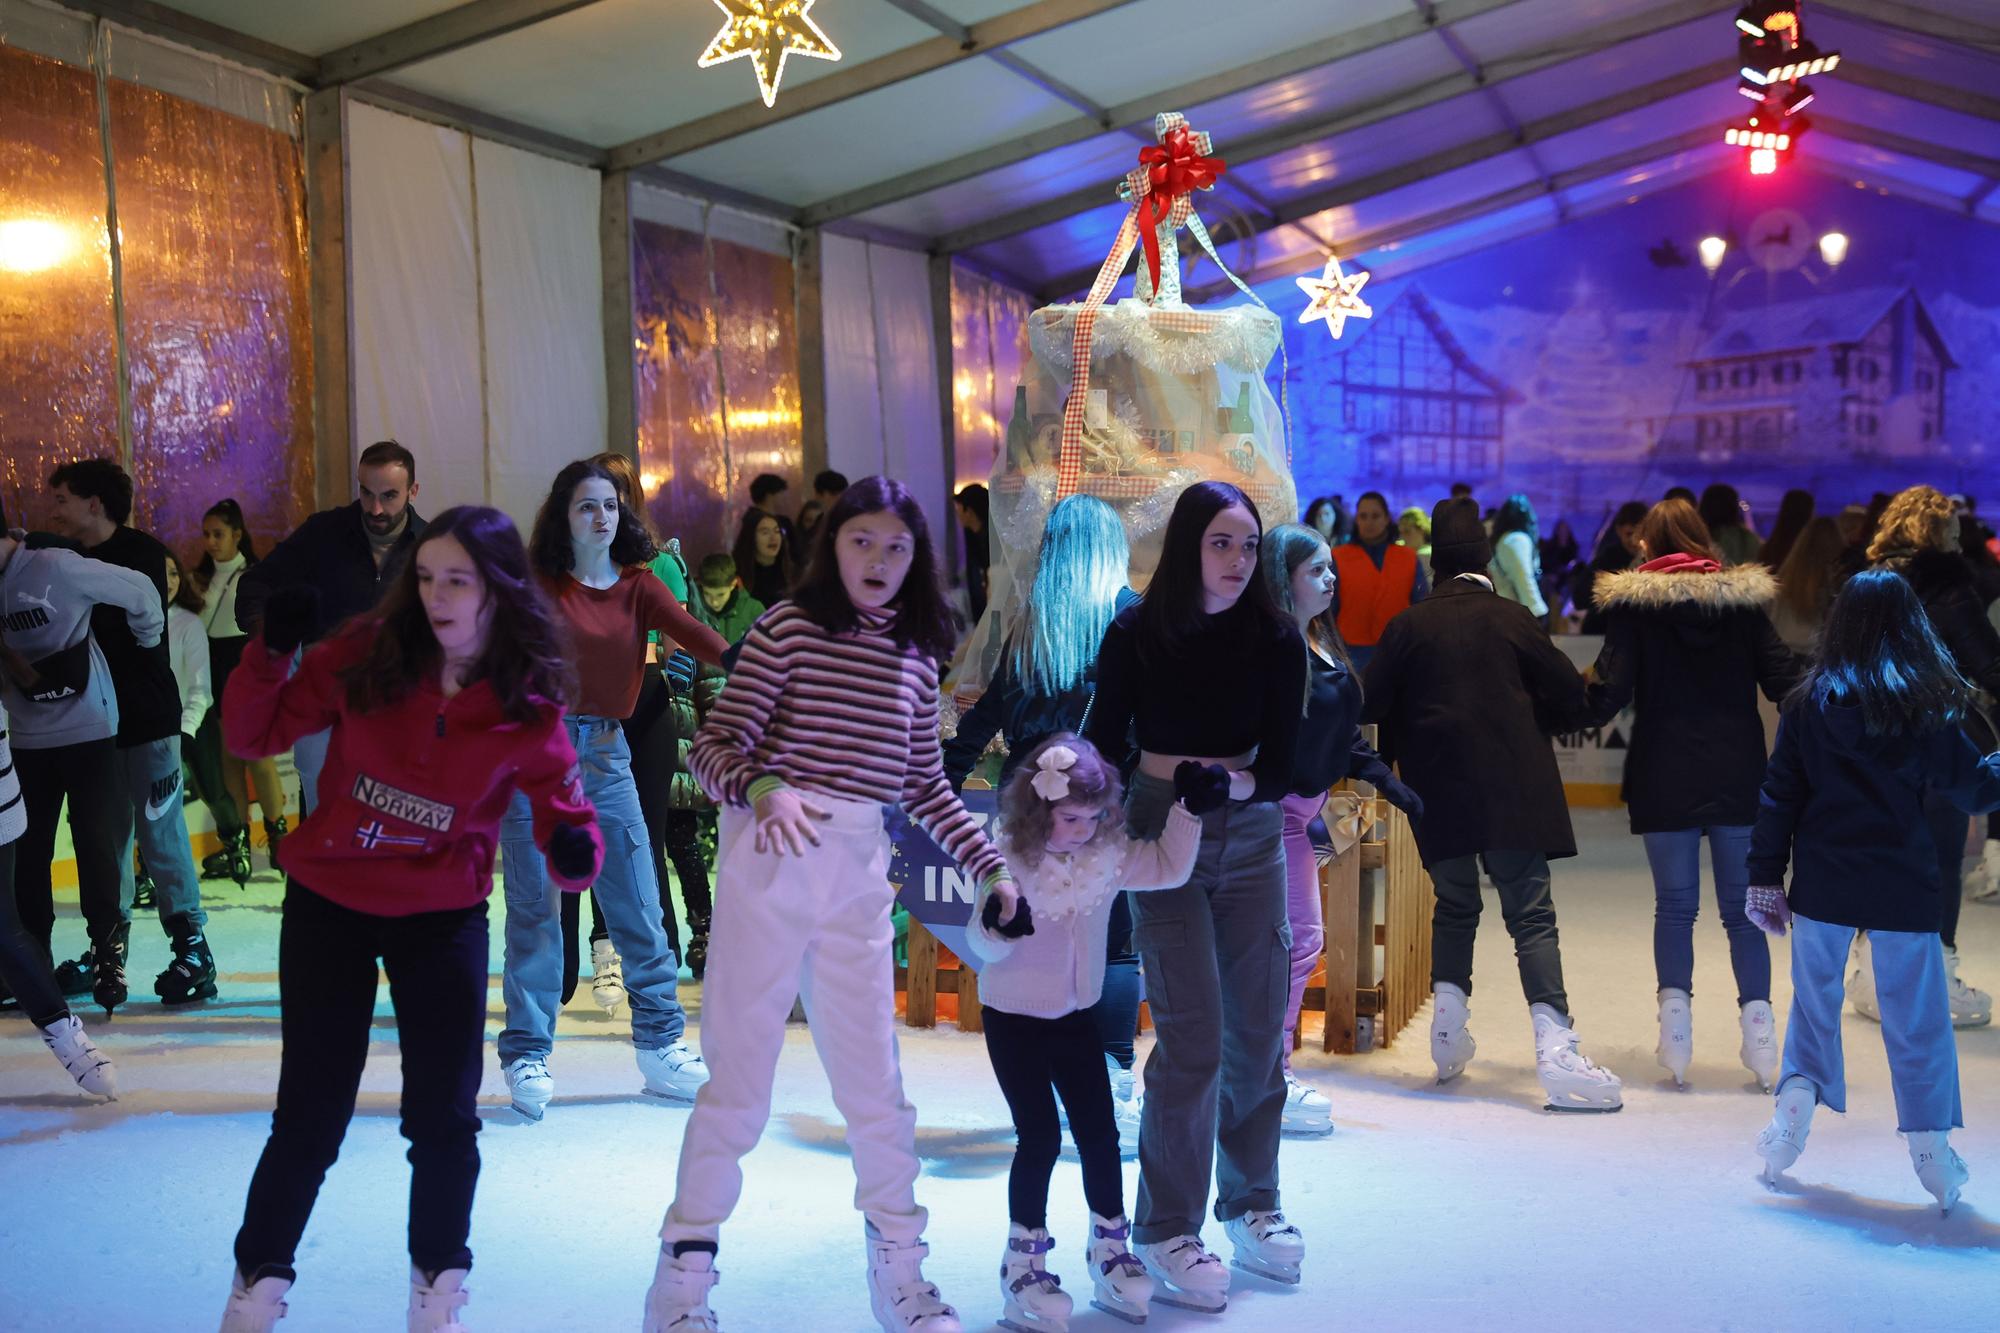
[0,544,163,750]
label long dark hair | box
[588,451,660,545]
[1262,522,1352,671]
[1759,488,1816,570]
[193,498,259,590]
[1789,568,1969,738]
[731,508,797,593]
[1136,481,1284,662]
[341,506,574,723]
[529,460,657,575]
[165,550,204,614]
[790,476,955,662]
[1699,483,1747,534]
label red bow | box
[1131,124,1225,294]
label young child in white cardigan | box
[966,733,1222,1331]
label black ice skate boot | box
[92,922,131,1016]
[156,916,218,1005]
[262,815,288,872]
[685,912,710,982]
[53,947,97,998]
[202,827,253,887]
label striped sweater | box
[689,601,1005,883]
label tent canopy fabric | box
[79,0,2000,292]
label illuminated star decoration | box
[698,0,842,109]
[1295,254,1374,340]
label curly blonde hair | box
[1867,486,1956,562]
[996,733,1123,870]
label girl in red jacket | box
[217,506,603,1333]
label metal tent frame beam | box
[318,0,617,87]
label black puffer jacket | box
[1872,547,2000,698]
[236,502,426,641]
[1584,560,1801,834]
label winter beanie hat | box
[1430,497,1492,578]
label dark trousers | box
[0,841,69,1027]
[1429,850,1570,1015]
[14,739,127,951]
[614,666,717,956]
[1090,892,1141,1070]
[983,1005,1124,1229]
[188,708,243,834]
[1923,787,1967,950]
[235,881,489,1279]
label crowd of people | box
[0,449,1993,1333]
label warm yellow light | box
[0,219,77,274]
[698,0,841,109]
[1699,236,1727,272]
[726,407,803,429]
[1818,231,1849,267]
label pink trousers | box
[1279,791,1326,1071]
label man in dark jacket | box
[236,440,425,812]
[1363,498,1623,1111]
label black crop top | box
[1085,600,1308,804]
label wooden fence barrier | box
[1317,796,1434,1054]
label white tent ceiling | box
[64,0,2000,297]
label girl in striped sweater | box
[646,478,1018,1333]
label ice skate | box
[1134,1235,1229,1314]
[1106,1053,1142,1149]
[590,938,626,1017]
[503,1056,552,1122]
[1085,1214,1151,1324]
[1655,988,1692,1086]
[92,922,130,1016]
[202,828,253,888]
[263,816,288,873]
[1943,946,1992,1028]
[1281,1073,1333,1136]
[864,1226,961,1332]
[53,947,94,998]
[998,1225,1071,1332]
[1430,982,1476,1083]
[1738,1000,1780,1090]
[685,913,710,981]
[407,1267,470,1332]
[1223,1210,1304,1285]
[1965,838,2000,904]
[1907,1130,1969,1216]
[1846,933,1881,1022]
[1755,1075,1816,1184]
[40,1013,116,1099]
[156,919,219,1006]
[1530,1004,1622,1113]
[638,1039,710,1102]
[644,1248,720,1331]
[219,1268,290,1332]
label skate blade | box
[999,1316,1068,1333]
[1153,1292,1227,1314]
[509,1100,547,1123]
[1089,1297,1148,1325]
[1231,1257,1301,1286]
[1281,1119,1335,1138]
[1543,1100,1622,1114]
[157,984,219,1006]
[642,1087,699,1105]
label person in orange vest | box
[1332,491,1428,668]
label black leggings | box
[0,841,69,1027]
[982,1005,1124,1229]
[13,739,127,952]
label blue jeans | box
[293,728,330,817]
[1641,825,1769,1005]
[116,736,206,929]
[498,716,683,1063]
[1781,914,1961,1132]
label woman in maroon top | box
[497,460,727,1124]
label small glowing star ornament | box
[1295,254,1373,340]
[699,0,841,109]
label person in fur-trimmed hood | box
[1584,497,1802,1090]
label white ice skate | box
[1846,934,1881,1022]
[1085,1214,1152,1325]
[407,1267,470,1333]
[591,938,626,1018]
[504,1056,552,1122]
[865,1227,962,1332]
[1430,982,1476,1084]
[1134,1235,1229,1314]
[41,1013,116,1099]
[1755,1075,1817,1184]
[1738,1000,1780,1090]
[1655,988,1693,1087]
[1280,1073,1333,1136]
[643,1248,721,1332]
[638,1039,710,1102]
[998,1225,1071,1332]
[1965,839,2000,904]
[1530,1004,1623,1113]
[219,1269,290,1333]
[1943,946,1993,1028]
[1223,1210,1304,1285]
[1907,1130,1970,1215]
[1106,1054,1142,1150]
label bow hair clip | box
[1030,745,1079,802]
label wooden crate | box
[900,919,983,1032]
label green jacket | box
[697,586,766,645]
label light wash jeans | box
[1640,825,1769,1004]
[497,716,683,1063]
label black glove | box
[263,586,319,656]
[1381,776,1424,825]
[665,649,698,694]
[1174,761,1232,817]
[981,892,1035,939]
[547,822,597,881]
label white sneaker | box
[1738,1000,1780,1090]
[1280,1073,1333,1136]
[865,1227,961,1332]
[1530,1004,1623,1113]
[1943,946,1993,1028]
[407,1267,470,1333]
[1756,1075,1817,1183]
[638,1039,710,1102]
[1965,839,2000,903]
[1084,1214,1151,1325]
[644,1249,721,1332]
[998,1225,1071,1332]
[1134,1235,1229,1313]
[504,1056,553,1122]
[1656,988,1692,1087]
[1104,1054,1141,1150]
[1847,934,1881,1022]
[1430,982,1476,1083]
[591,938,626,1017]
[1223,1209,1304,1285]
[219,1269,291,1333]
[41,1013,116,1099]
[1907,1130,1970,1215]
